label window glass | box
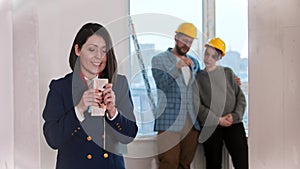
[130,0,203,136]
[215,0,249,133]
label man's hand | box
[235,76,241,85]
[176,57,193,68]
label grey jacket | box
[196,66,246,126]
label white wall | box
[0,0,14,168]
[13,0,40,168]
[249,0,300,168]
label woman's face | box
[75,34,107,79]
[204,46,220,68]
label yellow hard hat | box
[175,22,197,39]
[205,37,226,56]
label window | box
[129,0,203,136]
[129,0,248,136]
[215,0,249,133]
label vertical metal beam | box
[202,0,215,42]
[129,17,156,114]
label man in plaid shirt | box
[151,22,201,169]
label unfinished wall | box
[249,0,300,168]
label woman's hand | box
[219,114,233,127]
[76,88,101,115]
[102,83,117,118]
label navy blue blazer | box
[43,72,138,169]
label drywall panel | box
[249,0,300,168]
[0,0,14,168]
[282,26,300,168]
[13,0,41,168]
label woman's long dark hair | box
[69,23,117,83]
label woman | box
[43,22,138,169]
[196,38,248,169]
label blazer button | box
[103,153,109,159]
[87,136,92,141]
[87,154,93,160]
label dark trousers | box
[203,122,248,169]
[157,117,199,169]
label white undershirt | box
[176,57,191,85]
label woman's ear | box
[74,44,80,57]
[218,55,222,60]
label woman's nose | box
[96,51,105,60]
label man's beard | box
[175,44,189,56]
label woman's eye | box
[101,47,107,54]
[89,48,95,52]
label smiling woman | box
[42,22,138,169]
[74,35,108,80]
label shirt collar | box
[84,76,98,81]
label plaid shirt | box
[151,48,201,132]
